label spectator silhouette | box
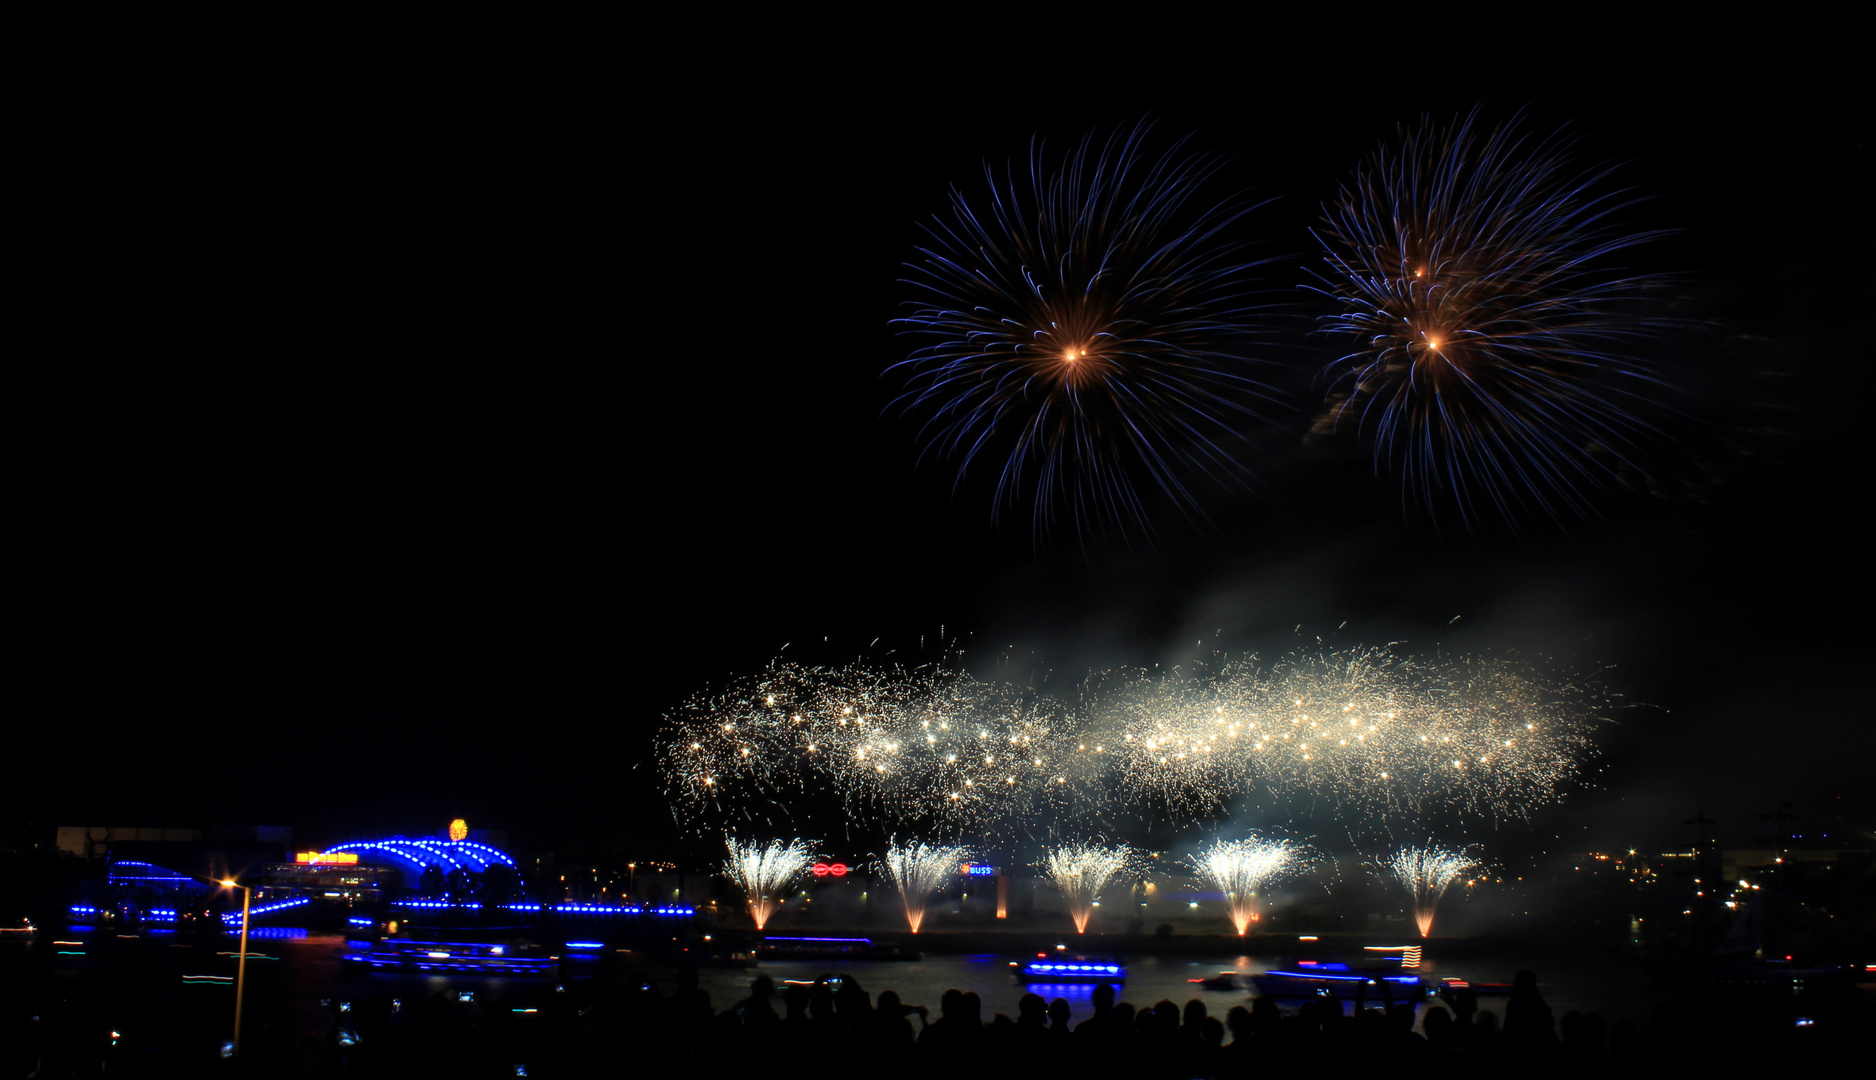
[1504,968,1557,1050]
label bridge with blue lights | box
[322,837,519,875]
[73,838,698,928]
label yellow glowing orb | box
[448,819,468,841]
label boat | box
[757,935,921,961]
[341,924,558,976]
[1011,951,1127,982]
[1188,971,1243,991]
[1434,976,1513,1000]
[1250,958,1423,998]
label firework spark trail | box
[880,840,970,934]
[659,659,1107,839]
[661,646,1605,837]
[723,837,816,930]
[1040,841,1136,933]
[1193,836,1308,935]
[1385,844,1476,937]
[892,120,1283,545]
[1309,107,1677,529]
[1101,646,1600,823]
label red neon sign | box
[810,862,849,877]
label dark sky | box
[10,41,1868,858]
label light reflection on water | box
[690,949,1665,1028]
[40,925,1870,1036]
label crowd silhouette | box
[5,961,1857,1076]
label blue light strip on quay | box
[221,898,311,925]
[388,900,695,916]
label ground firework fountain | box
[1194,836,1306,935]
[1386,845,1475,937]
[881,840,969,934]
[724,837,815,930]
[1040,841,1135,933]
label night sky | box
[11,42,1868,859]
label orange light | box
[448,819,468,841]
[295,852,359,865]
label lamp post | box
[220,878,253,1058]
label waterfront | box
[11,916,1869,1073]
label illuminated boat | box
[757,936,921,961]
[341,924,558,976]
[1249,959,1422,998]
[1435,976,1513,999]
[1011,952,1127,982]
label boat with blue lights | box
[1011,951,1127,982]
[1249,958,1423,998]
[342,924,560,976]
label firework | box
[723,837,816,930]
[661,644,1606,839]
[1385,844,1476,937]
[1040,841,1136,933]
[659,658,1106,839]
[1193,835,1308,935]
[891,121,1281,543]
[880,839,970,934]
[1309,108,1675,528]
[1101,645,1601,824]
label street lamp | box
[219,878,253,1058]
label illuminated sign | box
[810,863,849,878]
[448,819,469,842]
[961,863,996,877]
[296,852,360,865]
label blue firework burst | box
[891,122,1281,543]
[1309,108,1677,528]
